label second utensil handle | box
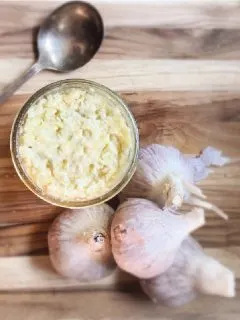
[0,61,42,105]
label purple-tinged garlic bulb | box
[121,144,229,219]
[48,204,116,282]
[111,198,205,279]
[141,236,235,307]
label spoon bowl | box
[38,1,103,71]
[0,1,104,103]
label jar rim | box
[10,79,139,208]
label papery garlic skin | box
[48,204,116,282]
[111,198,205,279]
[187,146,230,182]
[121,144,229,219]
[141,236,235,307]
[121,145,191,206]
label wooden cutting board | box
[0,1,240,319]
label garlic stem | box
[185,196,228,220]
[165,177,185,208]
[183,181,206,199]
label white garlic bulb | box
[48,204,116,282]
[111,198,205,279]
[121,144,229,219]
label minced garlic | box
[18,87,133,202]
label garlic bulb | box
[121,144,229,219]
[48,204,116,282]
[111,198,205,279]
[141,236,235,307]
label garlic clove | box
[140,236,235,307]
[183,207,205,233]
[111,198,205,279]
[141,277,197,307]
[196,255,235,298]
[48,204,116,282]
[140,237,200,307]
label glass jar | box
[10,79,139,208]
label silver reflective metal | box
[0,1,104,104]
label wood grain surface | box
[0,0,240,319]
[0,247,239,291]
[1,289,240,320]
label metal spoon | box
[0,1,104,104]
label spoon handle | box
[0,61,42,105]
